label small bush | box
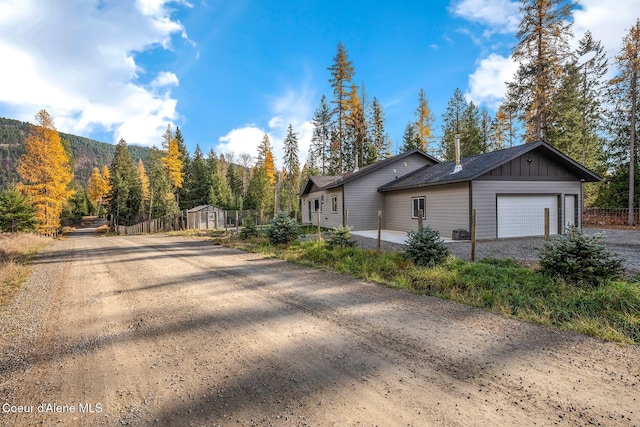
[327,226,356,249]
[402,226,450,267]
[538,226,624,287]
[267,211,300,245]
[240,220,259,240]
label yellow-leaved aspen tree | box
[17,110,74,236]
[87,167,105,215]
[414,88,435,153]
[137,159,150,218]
[161,125,184,207]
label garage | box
[497,195,558,238]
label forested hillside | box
[0,117,149,189]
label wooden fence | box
[583,208,640,226]
[114,213,186,235]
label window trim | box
[411,196,426,219]
[331,195,338,213]
[312,198,321,213]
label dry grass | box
[0,233,51,307]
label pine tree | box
[414,88,435,152]
[0,187,37,232]
[108,139,142,226]
[174,126,190,208]
[511,0,576,141]
[17,110,74,236]
[440,88,468,160]
[608,19,640,224]
[146,147,176,220]
[401,122,421,152]
[182,145,210,209]
[369,97,389,163]
[206,150,232,209]
[282,124,300,213]
[328,42,355,173]
[310,95,332,174]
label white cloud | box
[573,0,640,62]
[0,0,189,146]
[466,53,518,108]
[216,85,315,169]
[450,0,520,34]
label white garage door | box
[497,195,558,238]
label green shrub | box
[327,226,356,249]
[538,226,624,287]
[240,220,259,240]
[267,211,300,245]
[402,226,450,267]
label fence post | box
[316,209,321,241]
[377,210,382,252]
[236,210,239,235]
[417,209,424,232]
[471,208,477,262]
[544,207,550,241]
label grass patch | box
[211,234,640,345]
[0,233,51,308]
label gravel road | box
[0,228,638,426]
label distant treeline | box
[0,117,149,189]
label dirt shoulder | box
[1,231,638,426]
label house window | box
[331,196,338,213]
[312,199,321,212]
[412,197,426,219]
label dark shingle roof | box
[321,149,440,190]
[378,141,601,192]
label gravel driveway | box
[353,227,640,274]
[1,229,638,426]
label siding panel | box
[384,182,469,238]
[344,154,434,230]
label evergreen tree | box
[328,42,355,173]
[16,110,74,236]
[310,95,332,174]
[511,0,576,141]
[161,125,184,206]
[206,150,233,209]
[401,122,421,152]
[607,19,640,223]
[146,147,176,220]
[282,124,300,213]
[182,145,210,209]
[440,88,468,160]
[174,126,190,209]
[0,187,37,232]
[369,97,389,162]
[108,139,142,226]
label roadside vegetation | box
[208,224,639,345]
[0,233,50,308]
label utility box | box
[452,229,470,240]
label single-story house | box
[187,205,226,230]
[301,141,601,240]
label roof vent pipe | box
[451,133,462,174]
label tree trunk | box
[629,68,637,226]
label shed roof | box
[378,141,601,192]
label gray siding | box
[472,180,582,239]
[343,153,434,230]
[301,188,343,228]
[383,182,469,238]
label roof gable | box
[378,141,601,192]
[300,149,439,195]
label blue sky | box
[0,0,638,168]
